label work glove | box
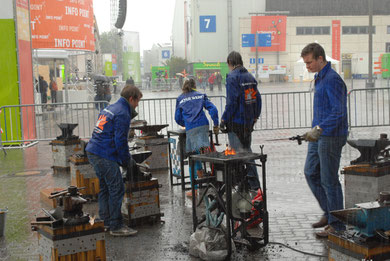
[213,125,219,135]
[303,125,323,142]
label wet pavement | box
[0,80,389,260]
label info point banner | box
[30,0,95,51]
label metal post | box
[366,0,374,88]
[255,31,259,81]
[64,59,69,103]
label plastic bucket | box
[0,208,8,237]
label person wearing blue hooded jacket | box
[86,84,142,237]
[220,51,262,190]
[300,43,348,238]
[175,78,219,197]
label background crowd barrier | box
[1,87,389,150]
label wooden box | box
[40,187,65,208]
[121,178,163,226]
[35,221,106,261]
[70,155,99,199]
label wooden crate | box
[121,178,163,226]
[328,232,390,260]
[36,221,106,261]
[70,155,99,199]
[40,187,65,208]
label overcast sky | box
[93,0,176,53]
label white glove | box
[303,126,322,142]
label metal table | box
[189,150,268,258]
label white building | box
[239,15,390,81]
[143,43,173,74]
[172,0,265,63]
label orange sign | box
[332,20,341,61]
[251,16,286,52]
[30,0,95,51]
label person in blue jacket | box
[301,43,348,238]
[86,84,142,237]
[220,51,262,190]
[175,78,219,197]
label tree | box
[99,30,123,75]
[164,56,188,78]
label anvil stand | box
[189,150,268,258]
[167,129,217,190]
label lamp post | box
[366,0,374,88]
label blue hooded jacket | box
[86,97,132,166]
[222,66,262,125]
[175,91,219,131]
[313,62,348,136]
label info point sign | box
[30,0,95,51]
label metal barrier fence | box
[348,87,390,128]
[1,87,389,148]
[0,101,108,147]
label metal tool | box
[331,191,390,238]
[347,133,390,165]
[266,135,305,145]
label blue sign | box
[242,34,255,47]
[249,58,264,64]
[200,16,216,33]
[242,33,272,47]
[162,50,170,59]
[258,33,272,47]
[112,64,117,70]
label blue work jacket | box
[222,66,262,125]
[313,62,348,136]
[86,97,132,166]
[175,91,219,131]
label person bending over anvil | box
[175,78,219,198]
[301,43,348,238]
[220,51,262,190]
[86,84,142,237]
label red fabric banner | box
[332,20,341,61]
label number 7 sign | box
[200,16,216,33]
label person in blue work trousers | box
[301,43,348,238]
[175,78,219,197]
[86,84,142,236]
[220,51,262,190]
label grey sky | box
[93,0,176,53]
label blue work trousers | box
[304,136,347,231]
[228,132,260,190]
[87,152,125,230]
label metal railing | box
[348,87,390,128]
[0,101,108,147]
[2,87,390,149]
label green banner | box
[151,66,170,84]
[123,51,141,83]
[193,62,229,83]
[0,20,22,144]
[382,53,390,79]
[104,61,113,77]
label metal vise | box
[331,192,390,238]
[347,134,390,165]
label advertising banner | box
[17,0,36,141]
[251,16,286,52]
[30,0,95,50]
[332,20,341,61]
[122,31,141,83]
